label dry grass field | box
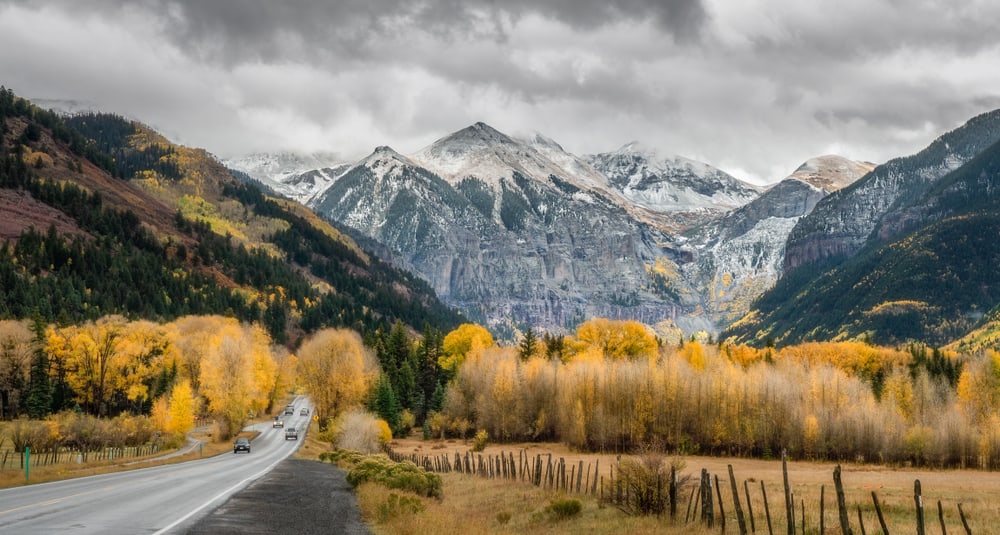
[363,436,1000,534]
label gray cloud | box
[1,0,999,184]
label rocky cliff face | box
[684,157,870,326]
[784,110,1000,270]
[309,136,701,333]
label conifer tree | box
[25,314,52,418]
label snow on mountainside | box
[685,156,869,327]
[224,151,345,203]
[409,122,581,191]
[589,142,762,216]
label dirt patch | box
[0,189,89,241]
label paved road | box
[0,396,312,534]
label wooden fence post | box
[820,484,826,535]
[957,503,972,535]
[715,474,726,533]
[745,480,757,534]
[761,480,774,535]
[871,491,889,535]
[857,505,867,535]
[685,484,697,524]
[938,500,947,535]
[834,464,852,535]
[701,469,714,528]
[729,465,748,535]
[670,466,678,520]
[783,451,793,535]
[915,480,925,535]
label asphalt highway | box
[0,396,312,534]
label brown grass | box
[363,436,1000,534]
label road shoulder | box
[185,457,369,535]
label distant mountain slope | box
[684,156,870,326]
[784,109,1000,270]
[0,88,460,342]
[224,152,347,204]
[725,136,1000,346]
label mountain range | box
[13,84,1000,349]
[228,122,868,337]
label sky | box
[2,0,1000,185]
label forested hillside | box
[725,137,1000,347]
[0,87,461,344]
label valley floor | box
[370,437,1000,534]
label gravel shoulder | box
[185,457,369,535]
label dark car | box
[284,405,294,415]
[233,437,251,454]
[284,427,298,440]
[300,407,309,416]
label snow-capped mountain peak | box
[410,122,575,190]
[589,143,761,216]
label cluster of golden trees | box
[440,318,1000,469]
[0,315,297,442]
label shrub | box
[471,429,488,452]
[495,511,512,525]
[343,453,443,498]
[376,492,425,522]
[333,409,388,453]
[545,497,582,520]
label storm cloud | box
[1,0,999,183]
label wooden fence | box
[386,447,978,534]
[0,444,161,470]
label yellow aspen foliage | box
[723,343,761,367]
[575,318,658,360]
[57,316,131,416]
[439,323,494,372]
[491,358,520,440]
[803,414,820,456]
[166,379,198,436]
[198,321,276,438]
[166,315,237,390]
[884,369,914,420]
[957,350,1000,423]
[296,328,378,429]
[376,419,392,445]
[151,397,170,436]
[680,340,707,370]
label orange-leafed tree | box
[296,328,378,430]
[574,318,658,360]
[198,321,276,438]
[439,323,494,372]
[58,316,131,416]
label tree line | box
[430,318,1000,469]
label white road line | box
[150,449,293,535]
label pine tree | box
[25,314,52,418]
[429,380,446,414]
[370,375,402,434]
[518,327,538,361]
